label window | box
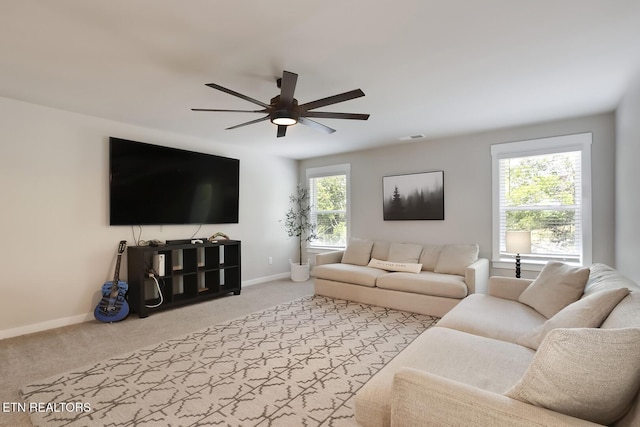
[492,133,592,269]
[307,164,350,248]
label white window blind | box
[492,133,592,268]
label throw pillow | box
[368,258,422,274]
[387,243,423,263]
[518,261,590,318]
[505,327,640,425]
[371,240,391,261]
[419,244,441,271]
[433,244,479,275]
[518,288,630,350]
[341,238,374,266]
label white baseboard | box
[242,272,290,287]
[0,312,95,341]
[1,273,294,341]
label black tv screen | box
[109,137,239,225]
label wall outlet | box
[268,256,273,265]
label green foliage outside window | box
[312,175,347,247]
[504,153,579,255]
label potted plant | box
[283,184,318,281]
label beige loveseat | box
[355,262,640,427]
[313,239,489,317]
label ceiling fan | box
[192,70,369,138]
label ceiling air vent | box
[399,134,425,141]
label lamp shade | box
[506,231,531,254]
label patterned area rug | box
[21,296,438,426]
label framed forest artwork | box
[382,171,444,220]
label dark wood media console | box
[127,240,241,318]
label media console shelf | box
[127,240,241,318]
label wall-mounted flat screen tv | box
[109,137,239,225]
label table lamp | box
[505,231,531,278]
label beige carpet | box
[19,295,437,426]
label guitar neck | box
[112,240,127,284]
[113,254,122,283]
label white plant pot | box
[290,259,310,282]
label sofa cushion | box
[602,291,640,329]
[585,263,640,296]
[505,327,640,426]
[371,240,391,261]
[355,326,535,427]
[437,294,546,344]
[518,288,630,350]
[387,242,423,263]
[585,264,640,329]
[376,271,468,299]
[518,261,590,318]
[368,258,422,274]
[341,238,374,266]
[434,244,479,275]
[419,244,441,271]
[312,263,386,287]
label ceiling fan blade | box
[302,111,370,120]
[277,125,287,138]
[205,83,270,108]
[279,71,298,106]
[225,115,270,130]
[191,108,267,113]
[298,89,365,111]
[298,117,336,134]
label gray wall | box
[0,96,298,338]
[616,71,640,282]
[300,112,616,277]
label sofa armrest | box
[391,368,601,427]
[465,258,489,294]
[487,276,533,300]
[315,250,344,266]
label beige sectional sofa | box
[355,262,640,427]
[312,239,489,317]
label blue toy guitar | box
[94,240,129,322]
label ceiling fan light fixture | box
[271,111,298,126]
[271,116,297,126]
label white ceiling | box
[1,1,639,160]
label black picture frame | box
[383,171,444,220]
